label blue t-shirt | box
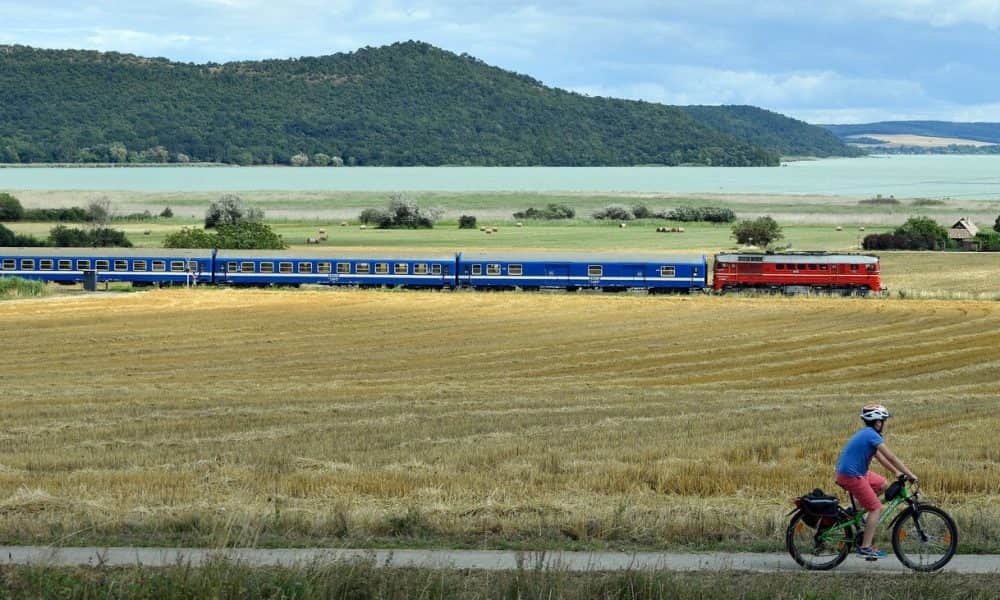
[836,427,884,477]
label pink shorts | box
[836,471,887,511]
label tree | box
[0,193,24,221]
[731,216,783,247]
[86,198,114,225]
[312,153,331,166]
[994,215,1000,233]
[163,227,217,248]
[0,223,15,245]
[48,225,91,247]
[895,216,948,250]
[215,221,287,249]
[205,194,264,229]
[0,223,45,246]
[290,153,310,167]
[108,142,128,163]
[160,207,174,218]
[592,205,633,220]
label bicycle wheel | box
[786,511,852,570]
[891,504,958,571]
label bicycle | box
[785,475,958,571]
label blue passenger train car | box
[211,250,457,288]
[0,248,210,285]
[456,252,707,292]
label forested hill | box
[0,42,857,167]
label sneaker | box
[857,546,887,559]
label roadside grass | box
[2,561,999,599]
[0,290,998,551]
[0,276,49,299]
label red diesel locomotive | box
[713,252,882,295]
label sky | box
[3,0,1000,124]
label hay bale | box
[319,235,328,241]
[619,222,627,228]
[836,226,843,231]
[859,226,866,231]
[360,225,367,230]
[319,229,326,234]
[516,222,523,227]
[306,237,319,244]
[143,230,151,235]
[340,221,348,227]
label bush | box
[48,225,132,247]
[359,194,438,229]
[0,224,46,247]
[660,206,735,223]
[896,216,949,249]
[974,231,1000,251]
[160,207,174,218]
[0,276,47,298]
[163,227,218,249]
[215,222,286,249]
[592,204,633,220]
[0,192,24,221]
[631,204,654,219]
[731,216,783,247]
[512,203,575,220]
[205,194,263,229]
[458,215,477,229]
[995,215,1000,233]
[858,195,901,206]
[22,207,89,222]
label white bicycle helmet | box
[860,403,891,422]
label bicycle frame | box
[815,482,917,546]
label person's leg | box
[836,473,882,549]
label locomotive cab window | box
[133,260,146,271]
[375,263,389,274]
[2,259,16,270]
[21,259,35,270]
[394,263,408,274]
[58,260,73,271]
[820,264,829,270]
[356,263,371,274]
[588,265,603,277]
[336,263,351,274]
[279,262,293,274]
[508,264,523,276]
[867,264,876,272]
[39,259,54,270]
[487,264,501,275]
[152,261,166,272]
[659,266,675,277]
[259,262,275,273]
[115,260,128,271]
[471,264,482,275]
[95,260,110,271]
[298,262,313,274]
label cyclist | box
[835,403,918,559]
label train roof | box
[714,252,879,264]
[458,251,705,263]
[214,249,456,260]
[0,247,208,258]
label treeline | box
[0,42,858,167]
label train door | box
[623,264,645,287]
[544,263,570,286]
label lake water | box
[2,155,1000,199]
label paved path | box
[2,547,999,573]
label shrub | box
[48,225,132,247]
[22,207,89,222]
[0,224,46,247]
[660,206,735,223]
[0,192,24,221]
[359,208,390,227]
[163,227,218,249]
[592,204,633,220]
[858,195,901,206]
[896,216,949,250]
[360,194,438,229]
[160,207,174,218]
[974,231,1000,251]
[731,216,783,247]
[995,214,1000,233]
[512,203,575,220]
[205,194,263,229]
[86,199,114,225]
[631,204,654,219]
[910,198,945,207]
[0,276,47,298]
[458,215,477,229]
[215,222,287,250]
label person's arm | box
[876,444,918,482]
[873,447,898,475]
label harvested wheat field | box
[1,289,999,551]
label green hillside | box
[824,121,1000,144]
[0,42,856,167]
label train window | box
[188,261,199,272]
[659,266,675,277]
[40,259,54,270]
[508,264,523,276]
[336,263,350,274]
[775,264,784,270]
[317,263,332,274]
[413,263,428,275]
[152,261,166,272]
[588,265,603,277]
[21,259,35,270]
[259,262,275,273]
[115,260,128,271]
[171,261,185,272]
[820,264,829,271]
[58,260,73,271]
[242,262,257,273]
[76,259,91,270]
[374,263,388,274]
[394,263,408,274]
[487,264,501,275]
[226,261,237,272]
[356,263,371,274]
[133,260,146,271]
[431,264,443,275]
[867,264,876,272]
[278,262,293,274]
[797,264,806,270]
[2,259,15,270]
[808,264,817,270]
[96,260,110,271]
[471,264,482,275]
[851,264,859,272]
[298,262,313,274]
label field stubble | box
[1,290,999,551]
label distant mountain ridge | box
[0,41,859,166]
[824,121,1000,144]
